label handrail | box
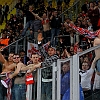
[3,36,26,50]
[78,44,100,57]
[58,0,80,17]
[58,0,82,23]
[8,0,17,13]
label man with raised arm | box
[29,10,50,43]
[0,52,15,73]
[29,33,59,100]
[0,51,16,100]
[79,57,97,99]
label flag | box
[27,42,49,58]
[68,23,100,39]
[27,42,39,58]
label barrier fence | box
[1,44,100,100]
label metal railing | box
[1,44,100,100]
[8,0,18,13]
[0,1,99,100]
[8,0,27,13]
[59,0,97,23]
[56,44,100,100]
[3,36,27,54]
[59,0,82,23]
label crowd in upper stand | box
[0,0,99,55]
[0,0,100,100]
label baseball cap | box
[48,46,56,50]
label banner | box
[27,42,39,58]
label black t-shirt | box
[25,10,36,22]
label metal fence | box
[3,36,27,54]
[59,0,82,23]
[8,0,18,13]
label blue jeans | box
[22,20,34,36]
[14,84,26,100]
[96,59,100,72]
[41,82,52,100]
[50,28,60,46]
[11,86,15,100]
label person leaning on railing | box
[30,33,59,100]
[21,52,41,100]
[8,53,26,100]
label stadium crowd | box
[0,0,100,100]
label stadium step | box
[0,0,12,6]
[0,0,27,32]
[68,0,75,7]
[0,8,16,32]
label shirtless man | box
[93,30,100,74]
[29,10,51,43]
[9,53,40,100]
[0,52,15,73]
[30,11,50,32]
[8,54,26,100]
[0,52,15,100]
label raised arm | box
[37,33,50,58]
[91,57,97,69]
[0,52,6,64]
[29,10,43,21]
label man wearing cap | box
[32,34,59,100]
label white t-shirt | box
[93,73,100,90]
[79,68,94,90]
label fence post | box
[37,69,41,100]
[57,59,61,100]
[15,41,18,53]
[24,17,26,28]
[23,37,26,51]
[72,54,79,100]
[70,57,73,100]
[52,62,57,100]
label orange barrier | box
[0,38,10,49]
[0,38,9,46]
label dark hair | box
[9,52,14,55]
[31,52,39,57]
[14,53,20,57]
